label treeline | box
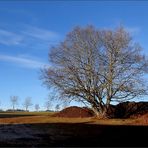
[0,95,68,112]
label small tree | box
[10,96,18,111]
[44,94,55,111]
[35,104,40,112]
[0,100,1,111]
[23,97,32,111]
[55,104,60,111]
[44,100,52,111]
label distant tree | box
[55,104,60,111]
[42,25,148,118]
[44,100,52,111]
[23,97,32,111]
[10,96,18,111]
[44,94,55,111]
[0,100,2,111]
[35,104,40,112]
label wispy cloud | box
[22,26,59,41]
[0,54,48,69]
[0,25,60,46]
[125,26,141,34]
[0,29,23,46]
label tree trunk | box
[92,106,109,119]
[92,107,100,117]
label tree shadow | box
[0,114,36,118]
[115,102,148,118]
[0,122,147,147]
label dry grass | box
[0,111,53,116]
[0,112,146,125]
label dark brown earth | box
[53,106,94,118]
[53,101,148,118]
[115,101,148,118]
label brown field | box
[0,112,147,147]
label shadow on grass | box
[0,122,147,147]
[0,114,36,118]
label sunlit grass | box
[0,112,142,125]
[0,111,53,115]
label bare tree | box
[42,26,148,118]
[23,97,32,111]
[44,94,55,111]
[10,96,18,111]
[35,104,40,112]
[55,104,60,111]
[44,100,52,111]
[0,100,1,110]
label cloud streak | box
[125,26,140,34]
[0,26,60,46]
[22,26,59,41]
[0,54,48,69]
[0,29,23,46]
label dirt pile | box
[53,106,94,118]
[132,113,148,125]
[53,101,148,118]
[115,101,148,118]
[138,113,148,121]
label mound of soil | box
[138,113,148,119]
[53,101,148,119]
[132,113,148,125]
[115,101,148,118]
[53,106,94,118]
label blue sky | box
[0,1,148,111]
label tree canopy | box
[42,26,148,117]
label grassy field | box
[0,112,147,147]
[0,111,145,125]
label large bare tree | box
[42,26,148,117]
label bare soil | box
[53,106,94,118]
